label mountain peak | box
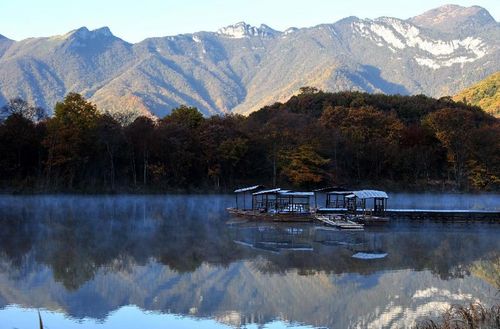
[93,26,114,37]
[61,26,115,40]
[283,27,299,35]
[408,4,496,33]
[217,22,279,38]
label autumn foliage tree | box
[149,105,205,188]
[44,93,100,189]
[424,108,499,189]
[467,123,500,189]
[200,115,249,189]
[320,106,404,182]
[280,145,329,187]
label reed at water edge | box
[414,302,500,329]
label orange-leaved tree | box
[44,93,100,189]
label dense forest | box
[0,89,499,192]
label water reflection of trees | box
[0,196,499,291]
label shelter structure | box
[233,185,264,210]
[252,189,313,214]
[313,187,351,210]
[345,190,388,216]
[227,187,314,221]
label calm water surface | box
[0,194,498,329]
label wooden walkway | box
[385,209,500,221]
[316,208,500,221]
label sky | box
[0,0,499,43]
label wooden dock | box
[316,208,500,221]
[385,209,500,221]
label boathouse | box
[346,190,388,216]
[233,185,264,210]
[313,187,351,209]
[252,189,313,214]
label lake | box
[0,194,499,329]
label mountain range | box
[0,4,499,117]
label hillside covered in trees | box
[0,90,499,192]
[453,71,500,118]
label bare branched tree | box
[0,98,47,122]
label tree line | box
[0,90,498,192]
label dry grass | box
[414,303,500,329]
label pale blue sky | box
[1,0,498,42]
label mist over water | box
[387,192,500,210]
[0,194,498,329]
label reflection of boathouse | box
[227,221,386,256]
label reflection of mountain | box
[0,260,494,328]
[0,195,499,328]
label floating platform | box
[315,214,364,230]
